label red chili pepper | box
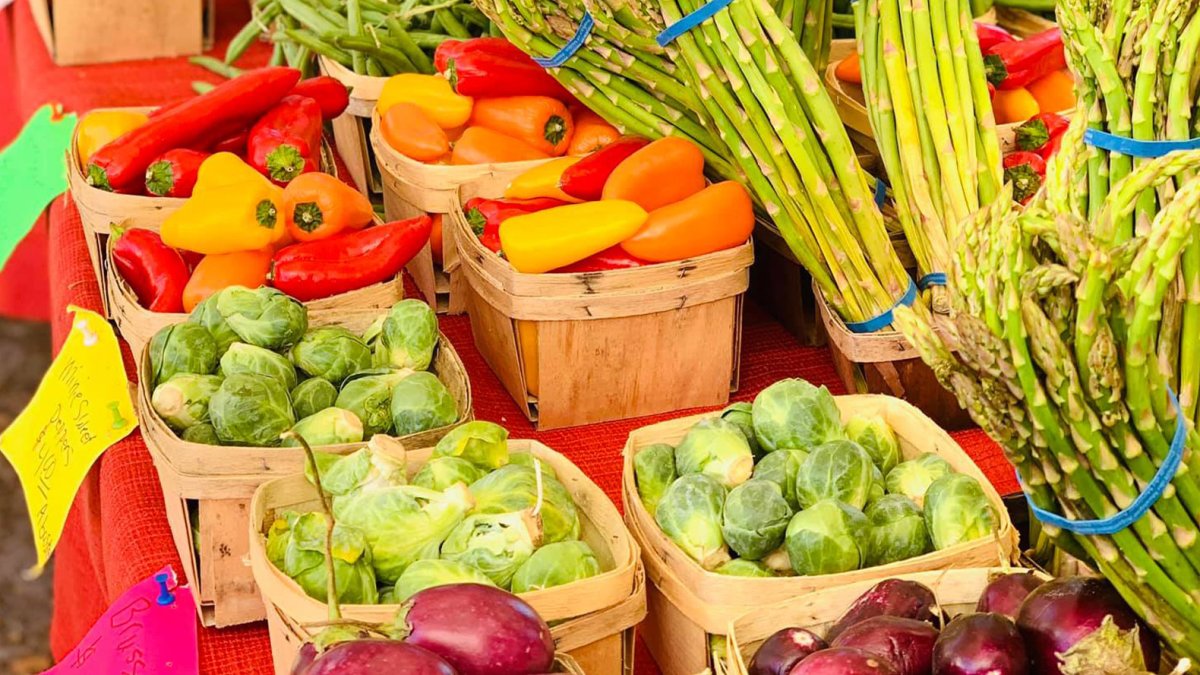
[434,37,528,73]
[1038,131,1066,162]
[87,67,301,191]
[984,28,1066,91]
[444,50,573,102]
[1015,112,1069,152]
[290,76,350,119]
[462,197,567,253]
[552,245,648,273]
[247,95,323,185]
[270,217,433,301]
[110,226,190,312]
[558,136,651,201]
[210,130,249,155]
[1003,151,1047,205]
[975,22,1016,52]
[145,148,210,198]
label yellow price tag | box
[0,306,137,575]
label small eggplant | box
[749,627,828,675]
[932,613,1027,675]
[831,615,938,675]
[826,580,942,642]
[976,572,1044,620]
[788,647,900,674]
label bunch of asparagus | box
[769,0,834,72]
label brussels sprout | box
[265,514,294,568]
[654,474,730,570]
[845,416,901,475]
[335,369,412,437]
[674,418,754,488]
[751,447,809,510]
[441,510,541,589]
[390,372,458,436]
[371,299,438,371]
[784,499,868,575]
[722,480,793,560]
[394,559,496,602]
[284,408,364,447]
[470,464,581,544]
[714,559,774,577]
[761,547,795,576]
[885,453,954,507]
[433,421,510,470]
[214,286,308,350]
[277,511,378,604]
[794,440,876,510]
[181,423,220,445]
[508,452,558,478]
[752,379,846,452]
[209,373,295,446]
[189,294,239,354]
[720,402,762,458]
[290,326,374,386]
[867,465,885,508]
[378,587,398,604]
[291,377,337,419]
[151,374,223,431]
[149,323,218,386]
[864,495,930,566]
[308,442,407,496]
[411,457,485,491]
[220,342,298,390]
[634,443,677,517]
[924,474,996,550]
[511,541,602,593]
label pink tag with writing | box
[44,566,198,675]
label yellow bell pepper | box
[377,74,473,129]
[161,154,286,254]
[504,157,583,202]
[75,110,148,168]
[499,200,648,274]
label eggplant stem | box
[282,430,341,621]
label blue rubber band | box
[656,0,735,47]
[874,177,887,209]
[918,273,947,290]
[534,12,593,68]
[844,277,918,334]
[1084,129,1200,158]
[1020,386,1187,536]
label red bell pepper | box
[558,136,651,201]
[87,67,301,191]
[975,22,1016,52]
[552,245,647,273]
[434,37,528,73]
[984,28,1066,91]
[1003,151,1047,204]
[1015,112,1069,153]
[145,148,210,198]
[247,94,323,185]
[290,76,351,119]
[444,49,573,102]
[462,197,567,253]
[111,226,190,313]
[270,216,433,301]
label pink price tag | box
[44,566,198,675]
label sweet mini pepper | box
[1003,151,1046,204]
[160,153,286,254]
[110,226,189,313]
[499,201,648,274]
[182,249,272,312]
[377,74,473,129]
[602,136,706,211]
[620,181,754,262]
[504,157,582,202]
[76,110,148,167]
[283,172,375,242]
[463,196,567,253]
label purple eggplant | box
[749,627,828,675]
[976,573,1044,620]
[932,613,1027,675]
[292,639,458,675]
[826,580,942,642]
[788,647,900,674]
[831,615,938,675]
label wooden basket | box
[27,0,214,66]
[249,439,646,675]
[621,397,1018,675]
[138,320,473,628]
[317,56,386,199]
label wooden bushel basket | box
[137,318,473,628]
[621,398,1018,675]
[27,0,214,66]
[248,439,646,675]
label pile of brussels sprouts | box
[268,420,605,604]
[147,286,460,447]
[634,379,998,577]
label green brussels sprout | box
[284,408,364,447]
[290,326,374,386]
[864,495,930,566]
[411,457,485,491]
[189,294,240,354]
[511,541,602,593]
[508,452,559,478]
[924,474,996,550]
[334,369,413,437]
[149,323,218,386]
[714,559,774,577]
[751,447,809,510]
[390,371,458,436]
[784,499,868,575]
[370,299,438,371]
[265,513,294,568]
[441,511,541,589]
[794,440,876,510]
[867,465,885,508]
[151,374,223,431]
[275,511,378,604]
[720,401,762,458]
[751,379,846,452]
[761,547,794,576]
[674,418,754,488]
[378,586,398,604]
[214,286,308,350]
[433,421,510,470]
[654,474,730,570]
[220,342,298,390]
[845,416,901,475]
[722,480,793,560]
[209,373,295,446]
[307,442,407,496]
[885,453,954,507]
[291,377,338,419]
[394,559,496,602]
[470,464,580,544]
[634,443,677,517]
[181,422,220,445]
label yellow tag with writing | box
[0,306,137,575]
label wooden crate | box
[248,440,646,675]
[27,0,214,66]
[621,399,1018,675]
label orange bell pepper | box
[430,214,444,265]
[499,200,648,274]
[380,103,450,162]
[601,136,707,211]
[377,74,473,129]
[469,96,575,156]
[1027,69,1076,114]
[504,157,583,202]
[835,53,862,84]
[283,172,375,242]
[992,87,1040,125]
[182,248,272,311]
[620,181,753,262]
[450,127,550,165]
[567,107,620,155]
[76,110,149,168]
